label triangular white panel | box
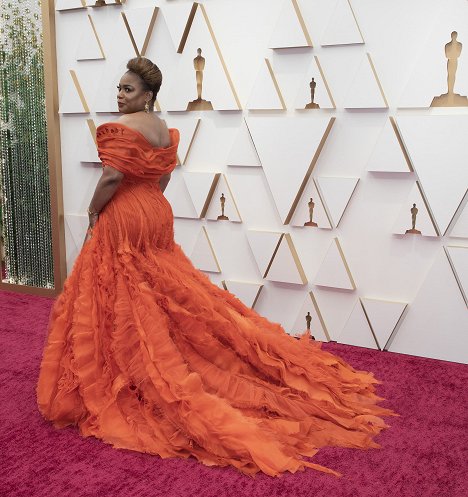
[269,0,312,49]
[450,202,468,239]
[316,176,359,228]
[65,214,88,248]
[445,246,468,307]
[247,115,334,224]
[266,234,307,285]
[246,230,282,278]
[163,167,198,219]
[291,292,330,341]
[59,70,89,114]
[290,179,331,229]
[56,0,85,11]
[247,59,285,110]
[366,118,411,173]
[93,66,125,113]
[205,174,242,223]
[190,227,221,273]
[227,119,261,167]
[397,115,468,235]
[164,116,201,165]
[184,172,219,218]
[338,300,378,349]
[344,53,388,109]
[76,15,105,61]
[294,56,335,109]
[388,250,468,364]
[65,214,88,271]
[223,280,263,308]
[314,237,355,290]
[392,183,438,237]
[164,5,240,111]
[320,0,364,46]
[64,220,75,274]
[361,298,407,350]
[122,7,158,57]
[163,2,196,50]
[78,120,100,163]
[173,218,201,255]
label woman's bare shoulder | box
[117,113,170,148]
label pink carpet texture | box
[1,289,467,497]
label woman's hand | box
[82,165,123,248]
[88,211,99,228]
[83,225,94,247]
[83,211,99,247]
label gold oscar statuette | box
[187,48,213,111]
[431,31,468,107]
[217,193,229,220]
[305,78,320,109]
[305,311,312,330]
[305,312,316,340]
[405,203,422,234]
[304,198,318,227]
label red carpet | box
[1,289,466,497]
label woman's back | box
[95,121,179,250]
[117,112,171,149]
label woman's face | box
[116,71,152,114]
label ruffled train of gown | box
[37,123,394,477]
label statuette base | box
[187,98,213,111]
[431,93,468,107]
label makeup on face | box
[116,72,149,113]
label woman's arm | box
[88,166,124,219]
[84,166,124,243]
[160,173,171,193]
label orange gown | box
[37,122,394,477]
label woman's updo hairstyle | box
[126,57,162,103]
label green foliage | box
[0,0,53,287]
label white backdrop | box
[54,0,468,364]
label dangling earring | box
[144,100,150,113]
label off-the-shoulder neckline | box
[97,122,177,151]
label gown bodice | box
[96,122,180,181]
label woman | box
[37,57,394,477]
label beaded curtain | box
[0,0,53,287]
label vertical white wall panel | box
[55,0,468,364]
